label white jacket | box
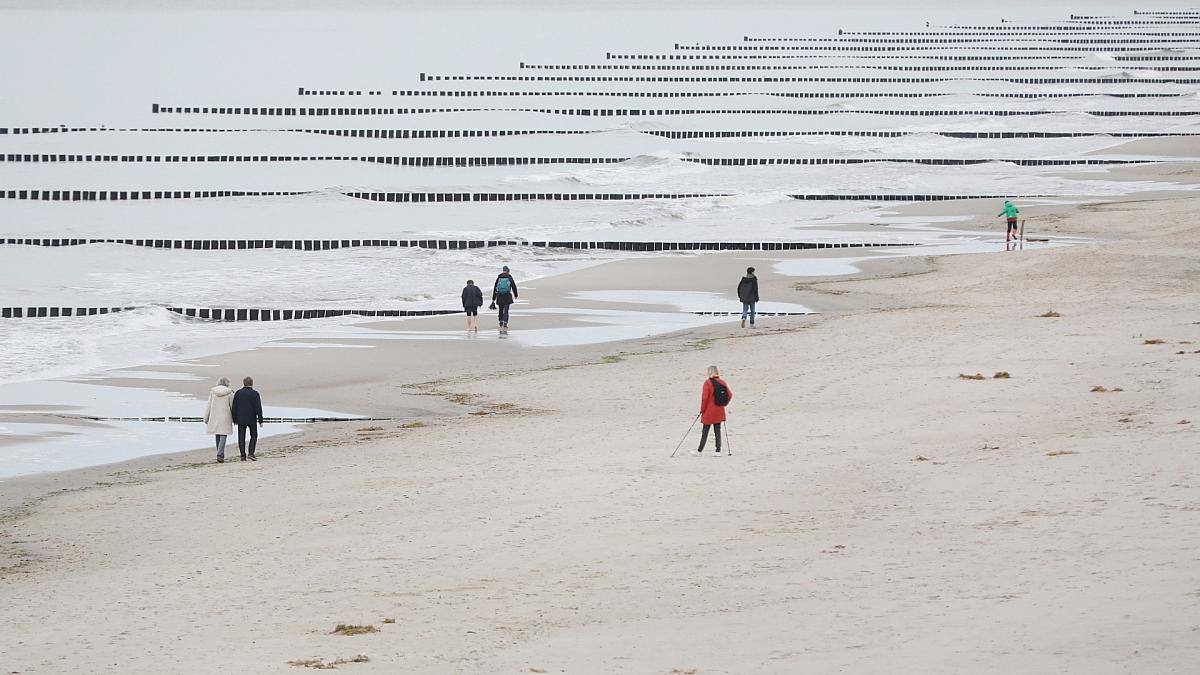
[204,384,234,435]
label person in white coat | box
[204,377,235,463]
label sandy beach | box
[1,189,1197,673]
[7,0,1200,670]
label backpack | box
[711,378,730,407]
[496,276,512,295]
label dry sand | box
[2,195,1199,673]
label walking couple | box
[462,265,519,332]
[203,376,265,462]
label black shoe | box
[248,454,257,461]
[217,458,224,463]
[240,456,246,461]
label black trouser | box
[238,424,258,457]
[698,423,722,451]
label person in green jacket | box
[998,200,1020,241]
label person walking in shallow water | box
[998,200,1020,242]
[491,265,518,330]
[203,377,234,463]
[231,376,264,461]
[737,266,759,329]
[462,279,483,332]
[693,365,732,455]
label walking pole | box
[670,414,701,458]
[725,421,732,457]
[1019,218,1025,249]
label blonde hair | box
[707,365,719,376]
[217,377,230,386]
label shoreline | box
[0,184,1152,498]
[0,226,952,482]
[0,231,949,538]
[3,155,1189,489]
[0,184,1155,519]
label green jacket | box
[998,202,1019,218]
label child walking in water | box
[693,365,732,455]
[998,200,1020,242]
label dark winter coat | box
[737,274,760,304]
[462,284,484,310]
[492,273,518,306]
[700,376,732,425]
[231,386,264,426]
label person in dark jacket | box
[737,267,760,329]
[231,376,264,461]
[491,265,519,329]
[462,279,484,332]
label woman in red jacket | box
[695,365,731,455]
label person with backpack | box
[737,266,759,329]
[491,265,518,329]
[997,200,1020,242]
[461,279,483,332]
[693,365,732,455]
